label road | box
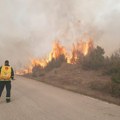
[0,76,120,120]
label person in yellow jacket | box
[0,60,14,103]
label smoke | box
[0,0,120,69]
[96,9,120,54]
[0,37,33,69]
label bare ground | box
[0,76,120,120]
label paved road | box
[0,76,120,120]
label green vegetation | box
[31,54,67,76]
[31,46,120,98]
[45,54,67,72]
[78,46,105,70]
[78,47,120,97]
[107,50,120,97]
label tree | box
[81,46,105,70]
[105,49,120,97]
[45,54,67,71]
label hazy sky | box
[0,0,120,69]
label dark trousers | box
[0,81,11,99]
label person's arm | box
[11,67,14,80]
[0,66,1,71]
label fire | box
[16,58,48,75]
[67,38,94,63]
[48,41,67,61]
[16,38,94,75]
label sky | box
[0,0,120,69]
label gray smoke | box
[0,0,120,70]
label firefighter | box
[0,60,14,103]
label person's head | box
[5,60,9,66]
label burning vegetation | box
[16,38,94,75]
[16,37,120,100]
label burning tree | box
[80,46,105,70]
[16,38,95,75]
[45,54,67,72]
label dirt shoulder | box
[24,63,120,105]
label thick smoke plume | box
[0,0,120,70]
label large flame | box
[16,38,94,75]
[67,38,94,63]
[49,41,67,61]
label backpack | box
[0,66,11,80]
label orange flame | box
[48,41,67,61]
[16,38,94,75]
[67,38,94,63]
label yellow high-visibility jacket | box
[0,66,12,80]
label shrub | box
[106,49,120,97]
[45,54,67,71]
[111,81,120,97]
[32,65,44,77]
[112,73,120,84]
[106,49,120,82]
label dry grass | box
[25,63,120,105]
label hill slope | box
[26,63,120,105]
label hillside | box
[24,63,120,105]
